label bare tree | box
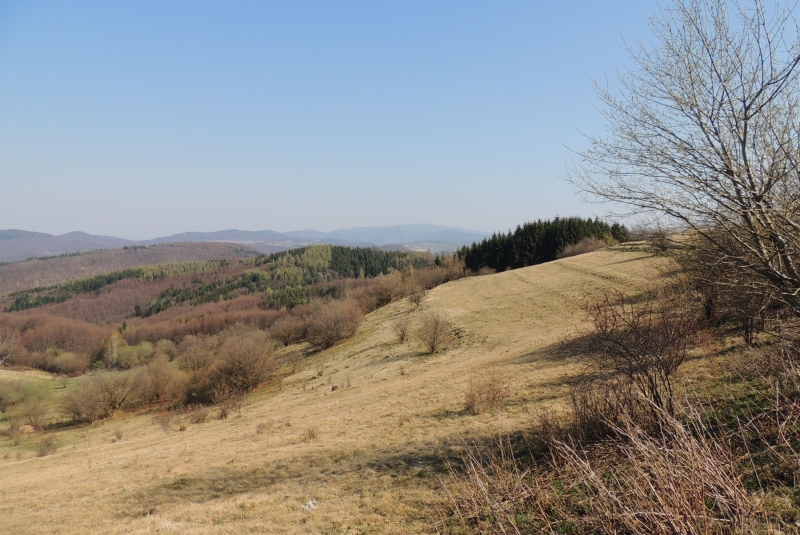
[569,0,800,316]
[0,329,19,366]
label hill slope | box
[0,242,262,295]
[0,248,667,534]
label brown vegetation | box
[305,299,363,350]
[0,242,260,294]
[463,371,509,415]
[416,311,452,354]
[556,236,607,259]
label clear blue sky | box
[0,1,657,239]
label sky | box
[0,1,658,239]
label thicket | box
[457,216,627,273]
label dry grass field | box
[0,248,670,534]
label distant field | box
[0,242,262,295]
[0,248,682,534]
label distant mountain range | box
[0,225,490,263]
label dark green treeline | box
[457,217,628,272]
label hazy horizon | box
[1,1,657,239]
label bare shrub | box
[567,375,649,443]
[53,352,90,375]
[141,354,187,403]
[213,385,244,420]
[36,434,57,457]
[464,371,509,415]
[153,412,175,433]
[186,406,209,424]
[213,327,277,394]
[22,399,50,432]
[61,382,106,424]
[393,314,411,343]
[557,237,607,259]
[415,311,452,354]
[356,272,402,312]
[677,236,777,344]
[177,334,218,372]
[61,372,143,423]
[305,299,363,349]
[4,417,22,446]
[408,287,426,307]
[269,315,306,347]
[578,283,699,417]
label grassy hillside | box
[0,248,670,534]
[0,242,263,295]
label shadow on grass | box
[125,427,537,517]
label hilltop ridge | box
[0,224,490,263]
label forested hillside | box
[0,244,444,377]
[0,242,262,294]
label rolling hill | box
[0,247,673,534]
[0,242,264,295]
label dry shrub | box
[393,313,412,343]
[566,375,651,442]
[213,327,277,393]
[24,349,90,376]
[4,417,22,446]
[305,299,363,349]
[17,315,106,355]
[578,283,699,417]
[416,311,452,354]
[36,434,57,457]
[269,315,306,347]
[213,385,244,420]
[557,237,608,259]
[186,405,209,424]
[179,326,278,406]
[22,399,50,431]
[153,412,175,433]
[354,272,402,313]
[408,287,426,307]
[442,411,759,534]
[141,354,187,403]
[61,372,143,423]
[177,334,219,372]
[464,371,509,415]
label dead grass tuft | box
[300,427,319,442]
